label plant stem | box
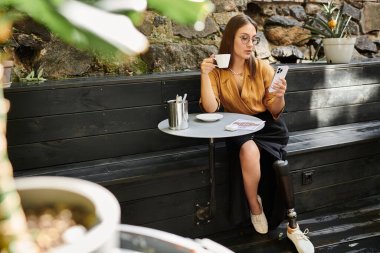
[313,40,323,62]
[0,65,38,253]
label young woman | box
[199,14,314,253]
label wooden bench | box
[7,60,380,244]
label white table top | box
[158,112,264,139]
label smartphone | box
[269,65,289,93]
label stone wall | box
[6,0,380,80]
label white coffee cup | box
[215,54,231,68]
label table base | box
[195,138,216,224]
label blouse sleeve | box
[199,69,221,112]
[262,63,285,119]
[262,63,276,106]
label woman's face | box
[232,23,257,61]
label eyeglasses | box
[239,35,260,45]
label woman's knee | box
[239,141,260,162]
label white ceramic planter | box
[0,60,13,87]
[117,224,234,253]
[15,176,121,253]
[323,38,356,64]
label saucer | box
[196,113,223,122]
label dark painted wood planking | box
[291,154,380,192]
[285,83,380,112]
[8,129,207,171]
[295,175,380,213]
[5,81,162,119]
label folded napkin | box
[227,119,265,131]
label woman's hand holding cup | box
[200,54,216,75]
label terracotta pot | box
[323,38,356,64]
[15,176,121,253]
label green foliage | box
[147,0,214,25]
[20,68,46,84]
[322,0,338,21]
[0,1,214,252]
[303,0,352,39]
[1,0,125,57]
[0,0,214,58]
[0,8,23,23]
[302,0,352,61]
[130,57,148,75]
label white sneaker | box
[250,195,268,234]
[287,224,314,253]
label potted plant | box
[15,176,121,253]
[1,62,123,253]
[0,1,214,252]
[303,0,355,63]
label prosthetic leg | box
[273,160,314,253]
[273,160,297,229]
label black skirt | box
[225,110,289,229]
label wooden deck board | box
[208,194,380,253]
[315,236,380,252]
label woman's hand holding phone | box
[269,65,288,97]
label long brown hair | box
[219,14,258,78]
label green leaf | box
[329,7,337,14]
[339,16,351,38]
[124,11,144,26]
[0,9,23,23]
[314,17,336,37]
[2,0,214,58]
[322,4,329,13]
[304,16,335,38]
[26,70,35,79]
[78,0,98,4]
[147,0,214,25]
[313,40,323,62]
[303,24,331,38]
[37,68,43,79]
[1,0,129,57]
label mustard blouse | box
[203,59,280,117]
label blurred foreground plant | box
[0,0,214,252]
[0,0,214,57]
[0,65,39,253]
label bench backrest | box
[285,63,380,131]
[5,61,380,172]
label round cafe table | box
[158,112,264,223]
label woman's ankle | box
[250,199,262,215]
